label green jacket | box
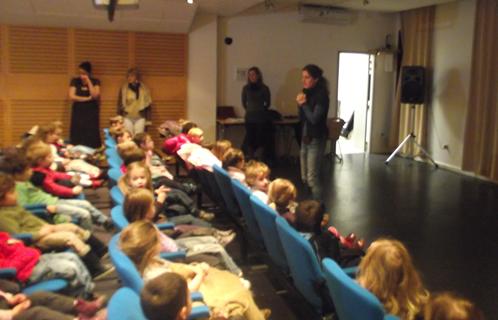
[0,205,46,239]
[16,181,58,206]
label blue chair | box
[249,195,288,271]
[110,186,124,206]
[108,235,208,319]
[103,128,110,139]
[107,168,122,187]
[108,287,210,320]
[275,216,329,314]
[322,258,400,320]
[231,179,264,248]
[212,165,242,221]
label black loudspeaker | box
[400,66,425,104]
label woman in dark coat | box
[68,61,101,148]
[241,67,274,164]
[296,64,329,201]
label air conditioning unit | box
[298,4,357,25]
[93,0,139,9]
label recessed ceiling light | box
[186,0,194,4]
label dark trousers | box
[0,292,75,320]
[242,121,275,165]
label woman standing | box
[69,61,101,148]
[241,67,274,164]
[296,64,329,201]
[118,67,152,135]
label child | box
[267,178,298,224]
[109,115,125,131]
[141,272,191,320]
[37,122,101,179]
[0,231,94,296]
[0,173,110,278]
[424,292,484,320]
[162,127,204,155]
[25,141,84,198]
[120,221,270,320]
[124,189,239,274]
[0,287,106,320]
[294,200,364,267]
[0,151,112,230]
[114,129,132,145]
[244,160,270,203]
[118,162,213,223]
[357,238,429,320]
[222,148,246,184]
[211,140,232,161]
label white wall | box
[218,9,397,120]
[187,13,218,142]
[429,0,476,169]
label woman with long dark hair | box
[68,61,101,148]
[296,64,329,200]
[241,67,274,164]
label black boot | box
[81,251,113,280]
[87,235,107,258]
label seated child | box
[114,129,132,145]
[244,160,270,203]
[0,286,106,320]
[37,122,101,179]
[120,221,270,320]
[424,292,484,320]
[162,127,204,155]
[295,200,364,267]
[0,232,94,296]
[118,162,214,223]
[124,189,239,274]
[211,140,232,161]
[357,238,429,320]
[0,173,110,278]
[25,141,84,198]
[140,272,191,320]
[268,178,298,224]
[0,151,112,230]
[222,148,246,184]
[109,115,125,131]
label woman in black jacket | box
[241,67,274,164]
[296,64,329,201]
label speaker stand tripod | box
[385,104,438,168]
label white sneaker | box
[199,210,215,221]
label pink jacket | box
[31,166,74,198]
[162,134,191,155]
[0,232,40,282]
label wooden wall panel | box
[9,26,68,74]
[135,32,187,76]
[0,25,187,147]
[10,100,70,141]
[74,30,129,76]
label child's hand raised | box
[154,185,171,195]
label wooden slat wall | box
[0,25,187,147]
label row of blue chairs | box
[208,163,399,320]
[102,129,210,320]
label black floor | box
[274,154,498,318]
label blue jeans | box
[300,137,326,200]
[29,252,94,296]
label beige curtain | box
[462,0,498,182]
[389,7,435,157]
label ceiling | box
[0,0,458,33]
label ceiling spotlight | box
[186,0,193,4]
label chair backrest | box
[110,186,124,206]
[108,287,147,320]
[108,168,123,187]
[111,205,129,231]
[275,216,325,313]
[249,195,288,271]
[327,117,345,141]
[195,168,223,204]
[109,233,144,294]
[212,165,241,219]
[322,258,395,320]
[231,179,264,246]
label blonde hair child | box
[268,178,297,224]
[357,239,429,320]
[244,160,270,203]
[211,140,232,161]
[424,292,484,320]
